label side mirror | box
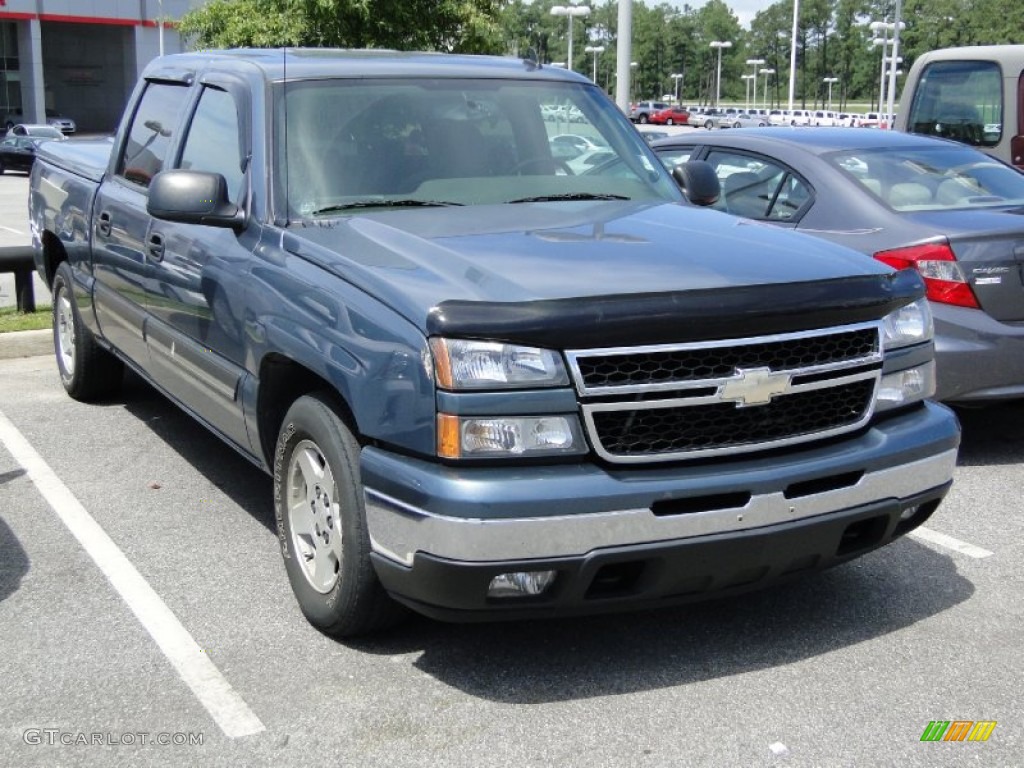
[672,160,721,207]
[147,170,244,229]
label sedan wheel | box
[667,118,674,125]
[639,114,649,124]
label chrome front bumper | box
[365,448,957,567]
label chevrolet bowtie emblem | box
[720,367,792,407]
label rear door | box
[92,75,192,366]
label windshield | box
[904,60,1002,147]
[829,145,1024,211]
[274,77,680,219]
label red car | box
[649,106,690,125]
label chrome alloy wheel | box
[56,288,76,377]
[286,439,343,593]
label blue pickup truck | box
[30,49,959,636]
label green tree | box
[178,0,504,53]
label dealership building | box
[0,1,205,132]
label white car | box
[4,108,76,134]
[5,123,66,140]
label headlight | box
[881,298,933,350]
[430,338,569,390]
[437,414,586,458]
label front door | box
[144,82,254,452]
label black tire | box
[274,392,405,637]
[704,120,713,130]
[638,114,649,124]
[52,261,123,400]
[666,118,674,125]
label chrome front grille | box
[566,323,882,463]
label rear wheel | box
[704,120,714,130]
[666,118,675,125]
[274,392,405,637]
[52,261,123,400]
[638,114,649,124]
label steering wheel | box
[514,157,574,175]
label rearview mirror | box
[672,161,721,207]
[147,170,244,229]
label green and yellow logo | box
[920,721,997,742]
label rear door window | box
[117,81,190,187]
[704,149,812,221]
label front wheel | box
[638,114,649,124]
[274,392,405,637]
[704,120,713,130]
[666,118,674,125]
[52,261,123,400]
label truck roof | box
[144,48,593,84]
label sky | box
[664,0,767,29]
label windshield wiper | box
[507,193,631,204]
[312,199,464,214]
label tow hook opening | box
[585,560,646,599]
[836,514,888,556]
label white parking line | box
[0,225,24,235]
[0,408,265,739]
[908,526,994,559]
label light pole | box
[157,0,164,56]
[823,76,839,111]
[741,74,755,110]
[746,58,765,112]
[671,73,684,104]
[871,19,905,116]
[584,45,605,84]
[709,41,732,107]
[759,68,775,110]
[886,0,904,128]
[550,5,591,73]
[788,0,799,111]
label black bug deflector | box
[427,270,925,349]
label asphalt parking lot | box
[0,146,1021,767]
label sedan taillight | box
[874,240,979,309]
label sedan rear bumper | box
[934,304,1024,402]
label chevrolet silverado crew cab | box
[30,49,960,636]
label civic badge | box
[720,367,792,407]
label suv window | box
[118,81,190,187]
[906,60,1002,147]
[179,86,245,203]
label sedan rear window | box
[829,146,1024,211]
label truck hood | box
[284,201,919,346]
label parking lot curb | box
[0,328,51,360]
